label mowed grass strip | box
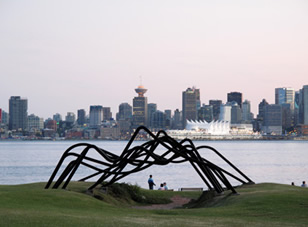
[0,182,308,226]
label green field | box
[1,182,308,226]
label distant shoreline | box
[1,135,308,141]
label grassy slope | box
[0,182,308,227]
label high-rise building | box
[242,100,253,123]
[77,109,86,125]
[103,107,112,121]
[164,109,172,128]
[147,103,157,128]
[65,112,76,124]
[257,99,269,121]
[230,102,242,124]
[299,85,308,125]
[262,104,282,135]
[53,113,62,123]
[9,96,28,131]
[182,87,200,128]
[172,109,182,129]
[0,108,2,123]
[28,114,44,131]
[132,85,148,128]
[151,110,166,129]
[198,104,213,123]
[117,103,132,121]
[117,103,133,135]
[294,91,300,126]
[281,103,292,133]
[209,100,222,120]
[227,92,242,108]
[89,105,103,128]
[219,104,231,122]
[1,110,9,125]
[275,87,295,112]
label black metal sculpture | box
[46,126,253,194]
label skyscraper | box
[257,99,269,121]
[230,102,242,124]
[89,105,103,128]
[151,110,166,129]
[242,100,253,123]
[9,96,28,131]
[117,103,132,121]
[172,109,182,130]
[77,109,86,125]
[103,107,112,121]
[227,92,242,108]
[147,103,157,128]
[132,85,148,128]
[198,104,213,123]
[262,104,282,135]
[182,87,200,128]
[219,104,231,122]
[275,87,295,111]
[299,85,308,125]
[209,100,222,120]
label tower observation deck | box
[135,85,147,97]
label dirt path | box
[132,195,191,210]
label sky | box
[0,0,307,119]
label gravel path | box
[132,195,191,210]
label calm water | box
[0,140,307,190]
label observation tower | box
[135,85,147,97]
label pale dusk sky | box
[0,0,307,119]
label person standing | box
[148,175,156,190]
[301,181,307,187]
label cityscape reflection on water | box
[1,140,307,190]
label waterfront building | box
[198,104,213,123]
[132,85,148,128]
[77,109,86,125]
[182,87,200,129]
[147,103,157,128]
[209,100,222,120]
[219,103,231,122]
[45,119,57,131]
[28,114,44,131]
[9,96,28,131]
[262,104,282,135]
[242,100,253,123]
[89,105,103,128]
[185,120,230,135]
[227,92,242,108]
[101,127,120,140]
[230,102,242,124]
[53,113,62,123]
[0,108,2,123]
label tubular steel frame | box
[45,126,254,194]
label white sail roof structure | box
[185,120,230,135]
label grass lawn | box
[0,182,308,226]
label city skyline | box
[1,1,308,119]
